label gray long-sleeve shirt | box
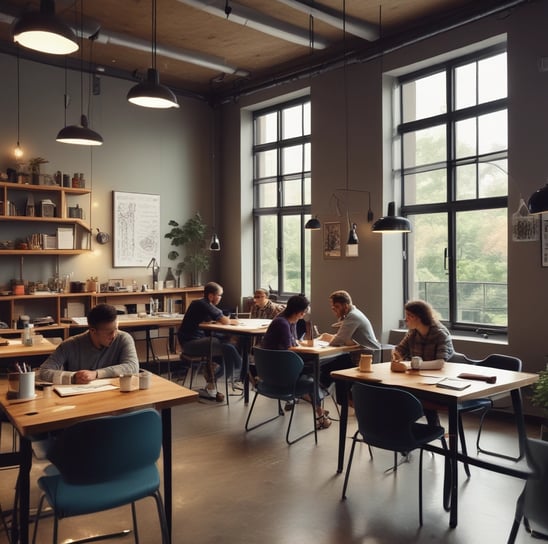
[39,330,139,383]
[329,306,381,351]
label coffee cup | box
[358,354,373,372]
[8,371,35,399]
[139,370,151,390]
[119,374,138,392]
[411,356,423,369]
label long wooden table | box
[331,362,538,528]
[0,338,57,360]
[200,319,270,402]
[0,373,198,543]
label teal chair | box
[245,347,317,445]
[32,409,169,544]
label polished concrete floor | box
[0,381,541,544]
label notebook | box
[436,377,471,391]
[54,379,119,397]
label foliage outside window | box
[397,45,508,330]
[253,98,311,298]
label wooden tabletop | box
[0,373,198,437]
[331,362,539,401]
[291,341,362,358]
[116,314,183,328]
[200,318,271,335]
[0,338,57,359]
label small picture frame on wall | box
[323,222,341,259]
[541,213,548,267]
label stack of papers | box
[54,379,118,397]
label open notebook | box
[54,379,119,397]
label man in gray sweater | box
[40,303,139,384]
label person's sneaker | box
[198,388,218,400]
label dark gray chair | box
[508,438,548,543]
[342,382,447,525]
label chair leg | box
[32,494,47,544]
[419,448,424,526]
[341,432,359,499]
[476,407,523,462]
[457,414,471,478]
[507,486,525,544]
[131,502,139,543]
[285,398,317,445]
[245,392,283,432]
[152,490,170,544]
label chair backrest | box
[47,409,162,485]
[523,438,548,534]
[476,354,522,372]
[253,347,304,391]
[351,382,425,451]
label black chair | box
[32,409,169,544]
[245,347,317,445]
[508,438,548,543]
[342,382,446,526]
[457,354,523,464]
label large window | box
[397,45,508,330]
[253,98,311,298]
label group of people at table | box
[35,280,456,432]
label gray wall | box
[0,53,218,288]
[218,0,548,407]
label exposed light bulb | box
[14,142,23,159]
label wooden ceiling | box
[0,0,523,102]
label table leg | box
[510,389,526,460]
[241,337,251,404]
[15,437,32,544]
[337,380,350,473]
[161,408,173,543]
[447,404,459,528]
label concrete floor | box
[0,383,541,544]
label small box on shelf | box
[39,199,56,218]
[57,227,74,249]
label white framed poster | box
[113,191,160,267]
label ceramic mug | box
[359,354,373,372]
[139,370,151,390]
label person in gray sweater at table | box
[40,303,139,384]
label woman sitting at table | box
[261,294,331,430]
[392,299,455,425]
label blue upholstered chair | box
[245,347,317,445]
[32,409,169,544]
[342,382,447,526]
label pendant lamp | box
[372,202,412,233]
[13,0,79,55]
[56,5,103,147]
[527,183,548,215]
[305,216,321,230]
[127,0,179,109]
[209,233,221,251]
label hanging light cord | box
[79,0,84,119]
[152,0,157,70]
[16,47,20,147]
[343,0,351,227]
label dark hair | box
[87,304,118,328]
[282,295,310,318]
[204,282,222,297]
[404,300,438,327]
[329,290,352,305]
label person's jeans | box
[181,337,242,384]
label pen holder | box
[8,371,36,399]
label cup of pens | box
[8,364,35,400]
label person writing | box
[391,300,454,426]
[178,281,242,402]
[318,290,381,402]
[249,288,285,319]
[40,303,139,384]
[261,294,331,429]
[391,300,454,363]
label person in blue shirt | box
[178,282,242,402]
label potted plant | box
[165,212,209,287]
[531,369,548,440]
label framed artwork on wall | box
[323,221,341,259]
[541,213,548,267]
[113,191,161,267]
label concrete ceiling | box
[0,0,525,102]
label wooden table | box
[331,362,538,528]
[0,373,198,543]
[0,338,57,360]
[200,319,271,402]
[291,341,363,408]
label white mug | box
[139,370,151,390]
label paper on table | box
[54,379,118,397]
